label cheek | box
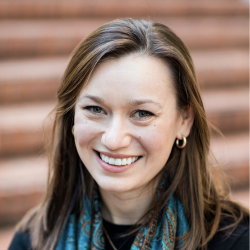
[138,122,177,161]
[74,115,101,147]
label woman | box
[8,18,249,250]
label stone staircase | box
[0,0,249,248]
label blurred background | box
[0,0,249,248]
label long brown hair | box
[18,18,248,250]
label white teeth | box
[127,158,131,165]
[109,158,115,165]
[115,159,122,166]
[121,159,127,165]
[99,153,140,166]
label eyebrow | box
[80,95,163,108]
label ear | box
[176,106,194,139]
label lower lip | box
[95,151,140,173]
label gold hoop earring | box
[72,126,74,136]
[176,136,186,149]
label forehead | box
[79,54,176,105]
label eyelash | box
[82,106,155,120]
[83,106,105,116]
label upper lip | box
[97,150,140,159]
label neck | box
[99,182,158,225]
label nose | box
[101,117,132,151]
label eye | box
[133,110,154,119]
[83,106,105,114]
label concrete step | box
[0,86,248,156]
[202,88,249,133]
[0,57,68,104]
[0,49,248,104]
[0,225,14,250]
[0,0,248,19]
[0,17,248,58]
[0,155,47,225]
[0,141,248,225]
[192,50,249,89]
[0,102,55,156]
[210,133,249,189]
[230,189,250,209]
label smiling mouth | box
[96,151,142,166]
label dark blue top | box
[8,217,249,250]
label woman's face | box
[74,54,189,194]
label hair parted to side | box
[18,18,248,250]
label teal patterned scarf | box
[55,184,189,250]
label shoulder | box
[8,229,32,250]
[207,217,249,250]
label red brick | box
[0,102,55,156]
[0,155,47,224]
[0,226,15,250]
[0,0,248,19]
[230,189,249,209]
[211,133,249,189]
[0,57,68,104]
[193,50,249,89]
[202,88,249,133]
[0,50,248,104]
[0,17,248,58]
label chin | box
[96,176,136,193]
